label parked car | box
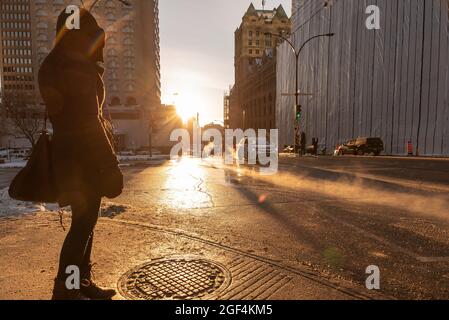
[283,145,295,153]
[335,137,384,156]
[118,150,134,156]
[9,148,31,159]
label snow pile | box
[0,187,59,217]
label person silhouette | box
[38,8,122,300]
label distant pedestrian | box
[300,132,306,156]
[312,138,318,156]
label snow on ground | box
[0,187,60,217]
[117,154,169,161]
[0,186,129,219]
[0,155,170,169]
[0,161,26,169]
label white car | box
[237,137,278,164]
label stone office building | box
[228,3,291,131]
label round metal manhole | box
[118,257,231,300]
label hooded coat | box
[38,9,121,207]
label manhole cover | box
[118,257,231,300]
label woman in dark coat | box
[38,8,123,300]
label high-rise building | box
[0,0,161,149]
[229,3,291,130]
[0,0,36,105]
[223,91,230,129]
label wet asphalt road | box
[110,155,449,300]
[1,155,448,299]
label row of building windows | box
[3,58,33,66]
[2,49,32,57]
[108,82,136,93]
[107,58,135,68]
[1,3,29,12]
[106,36,134,46]
[2,39,32,47]
[4,75,33,81]
[1,12,30,21]
[249,49,260,55]
[109,96,138,106]
[3,84,35,90]
[3,66,33,73]
[1,31,31,38]
[249,30,287,38]
[1,21,31,29]
[249,40,272,47]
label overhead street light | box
[265,31,334,154]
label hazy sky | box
[159,0,292,125]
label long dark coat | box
[38,48,119,207]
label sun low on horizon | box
[162,88,213,126]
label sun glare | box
[174,91,200,123]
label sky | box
[159,0,292,125]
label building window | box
[249,49,253,54]
[249,31,253,37]
[110,97,121,106]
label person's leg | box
[77,196,117,300]
[81,232,94,274]
[56,193,100,281]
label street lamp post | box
[148,117,153,158]
[266,31,334,155]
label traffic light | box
[296,105,302,120]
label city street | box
[1,155,448,299]
[1,0,449,307]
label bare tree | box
[0,103,10,138]
[3,99,44,148]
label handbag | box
[8,113,58,203]
[98,164,123,199]
[97,115,123,199]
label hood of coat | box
[54,8,106,63]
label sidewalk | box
[0,210,382,300]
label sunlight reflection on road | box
[162,157,213,209]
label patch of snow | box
[0,187,60,218]
[0,161,27,169]
[118,154,169,161]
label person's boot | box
[80,263,116,300]
[52,279,89,300]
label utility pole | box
[148,122,153,158]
